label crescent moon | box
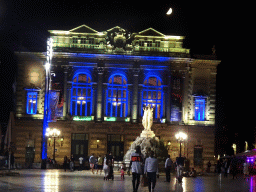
[166,8,172,15]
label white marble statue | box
[142,106,154,131]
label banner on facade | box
[49,91,63,121]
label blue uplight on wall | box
[141,76,163,119]
[71,72,93,116]
[194,96,206,121]
[26,91,38,114]
[106,74,128,117]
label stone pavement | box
[0,169,255,192]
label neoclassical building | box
[12,25,220,170]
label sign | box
[131,156,142,162]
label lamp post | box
[175,132,187,157]
[232,143,237,155]
[45,128,61,160]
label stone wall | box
[12,119,215,172]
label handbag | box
[141,174,148,187]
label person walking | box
[223,159,229,178]
[243,161,249,177]
[89,153,96,174]
[128,146,144,192]
[176,156,185,183]
[79,156,83,171]
[97,155,103,175]
[144,151,159,192]
[120,162,126,180]
[207,161,211,173]
[10,152,15,169]
[107,152,114,180]
[103,154,110,180]
[70,155,75,171]
[165,155,173,182]
[230,157,238,179]
[63,156,68,172]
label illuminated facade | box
[13,25,220,170]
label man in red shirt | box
[128,146,144,192]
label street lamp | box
[45,128,61,160]
[175,132,187,157]
[232,143,237,155]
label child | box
[121,168,125,180]
[120,162,125,180]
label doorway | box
[107,135,124,161]
[71,133,88,160]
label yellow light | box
[45,63,50,70]
[166,8,172,15]
[175,132,187,140]
[30,72,39,82]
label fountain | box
[124,106,166,164]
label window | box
[72,37,78,44]
[194,96,206,121]
[89,38,94,44]
[27,91,38,114]
[145,41,152,47]
[80,38,86,44]
[139,41,144,47]
[155,41,160,47]
[71,73,93,116]
[142,76,163,119]
[106,75,128,117]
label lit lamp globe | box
[166,8,173,15]
[175,132,187,141]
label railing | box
[53,43,189,54]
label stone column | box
[95,67,104,122]
[131,68,140,123]
[166,65,171,124]
[63,66,68,118]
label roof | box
[69,24,98,33]
[138,28,165,37]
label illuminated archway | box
[71,72,93,116]
[106,74,128,117]
[141,75,163,119]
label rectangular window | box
[80,38,86,44]
[89,38,94,44]
[145,41,152,47]
[194,97,205,121]
[72,37,78,44]
[27,91,38,114]
[139,41,144,47]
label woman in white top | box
[103,154,110,180]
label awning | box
[235,149,256,157]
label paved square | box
[0,170,255,192]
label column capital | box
[132,68,140,76]
[97,67,104,74]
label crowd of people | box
[215,157,254,179]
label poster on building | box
[171,105,180,122]
[49,91,63,121]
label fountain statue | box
[124,105,167,164]
[141,106,155,138]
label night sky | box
[0,0,253,155]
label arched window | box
[71,73,93,116]
[141,76,163,119]
[106,74,128,117]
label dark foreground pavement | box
[0,169,255,192]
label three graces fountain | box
[140,106,155,138]
[124,105,157,162]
